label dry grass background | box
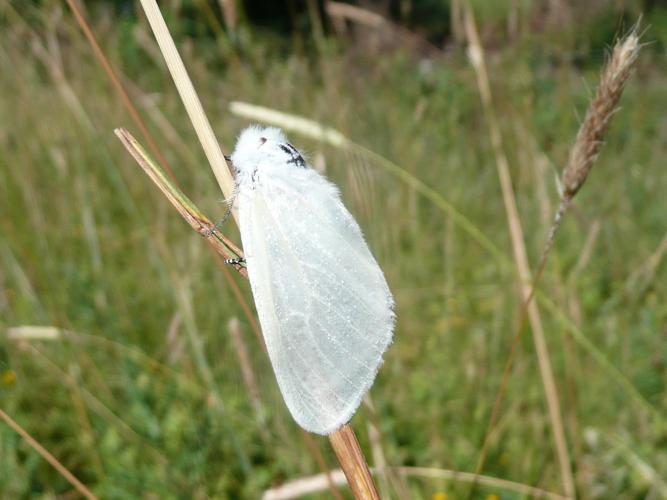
[1,1,666,498]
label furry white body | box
[231,126,394,435]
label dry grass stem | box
[138,0,236,211]
[329,424,380,499]
[219,263,265,345]
[300,432,345,500]
[7,325,63,340]
[64,0,176,180]
[64,0,262,349]
[114,128,247,276]
[469,23,642,498]
[227,317,267,426]
[66,363,106,481]
[0,409,98,499]
[263,466,569,500]
[326,2,386,28]
[363,395,411,497]
[217,0,238,32]
[325,2,441,57]
[463,5,574,496]
[228,101,504,262]
[230,101,348,146]
[364,399,390,499]
[263,469,348,500]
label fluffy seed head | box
[561,30,640,199]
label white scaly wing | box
[239,170,394,435]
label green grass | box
[1,2,666,498]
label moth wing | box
[239,173,394,434]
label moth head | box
[231,125,306,175]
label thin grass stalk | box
[63,0,258,339]
[18,342,174,468]
[66,363,106,482]
[0,409,97,499]
[521,126,583,452]
[162,255,252,474]
[229,101,504,263]
[462,5,574,497]
[7,325,201,390]
[137,0,236,209]
[192,0,226,38]
[329,424,380,499]
[217,0,238,33]
[601,227,667,311]
[300,431,346,500]
[262,465,569,500]
[365,423,390,499]
[325,2,441,57]
[114,129,246,273]
[219,261,264,346]
[227,318,268,428]
[7,324,277,423]
[64,0,176,180]
[363,395,412,498]
[450,0,465,45]
[364,397,390,499]
[470,21,642,493]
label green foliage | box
[1,1,666,498]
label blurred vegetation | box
[1,0,666,498]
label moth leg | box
[203,188,238,237]
[224,257,246,266]
[205,207,233,236]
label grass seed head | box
[561,30,640,199]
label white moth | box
[230,125,395,435]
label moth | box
[230,126,395,435]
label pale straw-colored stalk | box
[469,18,642,497]
[63,0,262,349]
[217,0,238,33]
[227,317,270,442]
[262,466,569,500]
[228,101,504,262]
[64,0,176,180]
[325,2,441,57]
[0,409,98,500]
[462,5,574,496]
[138,0,236,214]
